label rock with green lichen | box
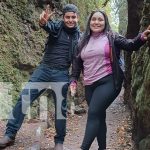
[131,0,150,148]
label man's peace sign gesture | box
[39,5,55,26]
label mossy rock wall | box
[0,0,47,100]
[131,0,150,148]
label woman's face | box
[90,12,105,33]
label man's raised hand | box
[39,5,55,26]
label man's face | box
[63,12,79,28]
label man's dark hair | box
[62,4,79,15]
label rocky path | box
[0,90,136,150]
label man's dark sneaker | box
[54,143,63,150]
[0,136,15,149]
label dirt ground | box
[0,89,136,150]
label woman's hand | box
[70,81,77,97]
[39,5,55,26]
[142,25,150,40]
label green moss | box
[0,1,46,104]
[132,42,150,144]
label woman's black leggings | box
[81,74,123,150]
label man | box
[0,4,80,150]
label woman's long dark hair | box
[78,10,111,52]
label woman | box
[70,10,150,150]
